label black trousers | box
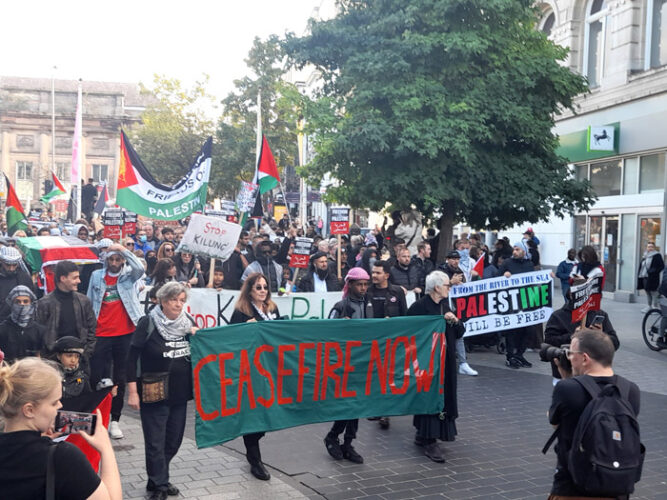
[243,432,265,462]
[140,401,187,489]
[328,419,359,442]
[505,326,530,360]
[90,333,132,421]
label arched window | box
[540,11,556,37]
[646,0,667,68]
[583,0,610,87]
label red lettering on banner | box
[313,342,323,401]
[194,354,219,421]
[415,333,441,392]
[277,344,296,405]
[365,339,390,395]
[388,337,410,395]
[478,295,488,315]
[297,343,315,403]
[253,345,275,408]
[341,340,361,398]
[218,353,237,416]
[455,298,466,319]
[466,297,478,318]
[320,342,343,400]
[236,350,256,411]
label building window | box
[623,157,639,195]
[56,162,71,183]
[16,161,33,180]
[583,0,610,88]
[639,152,666,192]
[589,159,621,196]
[540,11,556,37]
[648,0,667,68]
[575,164,589,182]
[92,164,108,184]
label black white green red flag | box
[4,174,28,235]
[255,135,280,194]
[115,131,211,220]
[40,171,67,203]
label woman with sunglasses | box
[156,243,175,261]
[229,272,281,481]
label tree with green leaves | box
[285,0,595,261]
[130,74,215,186]
[215,36,301,199]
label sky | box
[1,0,322,102]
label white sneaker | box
[458,363,478,376]
[641,306,651,313]
[109,421,123,439]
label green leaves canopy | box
[285,0,594,230]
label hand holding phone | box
[55,410,97,436]
[590,315,605,329]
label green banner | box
[191,316,447,448]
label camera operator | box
[544,285,619,385]
[547,329,640,499]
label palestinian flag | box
[256,135,280,194]
[116,130,211,220]
[4,174,28,235]
[40,171,67,203]
[93,182,109,216]
[15,236,99,292]
[472,252,485,277]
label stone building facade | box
[0,76,150,212]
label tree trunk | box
[436,199,455,265]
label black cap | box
[446,250,461,259]
[53,336,85,355]
[310,251,327,261]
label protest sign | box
[122,210,137,236]
[177,214,242,262]
[236,181,259,213]
[569,276,603,323]
[448,270,554,337]
[102,209,123,239]
[190,316,447,448]
[290,237,313,268]
[330,208,350,235]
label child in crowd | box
[53,336,92,399]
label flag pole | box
[51,66,56,173]
[70,79,83,221]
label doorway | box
[587,215,619,292]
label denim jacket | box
[87,249,145,325]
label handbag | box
[141,372,170,403]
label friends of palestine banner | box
[116,130,211,220]
[448,270,554,337]
[190,316,446,448]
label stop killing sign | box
[330,208,350,235]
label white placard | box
[177,214,242,261]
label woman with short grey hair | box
[127,279,197,500]
[407,270,465,464]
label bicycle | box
[641,308,667,351]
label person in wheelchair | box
[544,281,619,385]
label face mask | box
[10,302,34,327]
[139,235,147,242]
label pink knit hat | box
[342,267,370,297]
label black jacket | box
[390,261,421,290]
[0,318,45,362]
[410,255,435,289]
[637,252,664,291]
[498,257,534,276]
[297,269,341,292]
[367,284,407,318]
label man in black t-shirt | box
[548,329,640,498]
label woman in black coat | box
[637,241,664,310]
[407,270,465,463]
[229,272,281,481]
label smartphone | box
[55,410,97,436]
[591,315,605,327]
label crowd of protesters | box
[0,207,632,499]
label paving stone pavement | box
[116,297,667,499]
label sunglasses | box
[165,248,174,252]
[254,285,269,291]
[125,242,134,247]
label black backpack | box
[567,375,644,497]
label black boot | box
[246,445,270,480]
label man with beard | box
[0,286,44,362]
[298,252,341,292]
[389,245,421,295]
[0,246,35,319]
[87,243,144,439]
[237,231,255,263]
[241,240,283,293]
[324,267,370,464]
[367,259,407,429]
[411,242,434,297]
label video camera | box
[539,343,572,373]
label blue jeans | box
[140,401,187,489]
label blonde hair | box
[0,358,62,420]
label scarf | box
[149,305,193,341]
[252,302,275,321]
[5,285,36,328]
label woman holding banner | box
[229,272,281,481]
[407,270,465,463]
[126,282,198,500]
